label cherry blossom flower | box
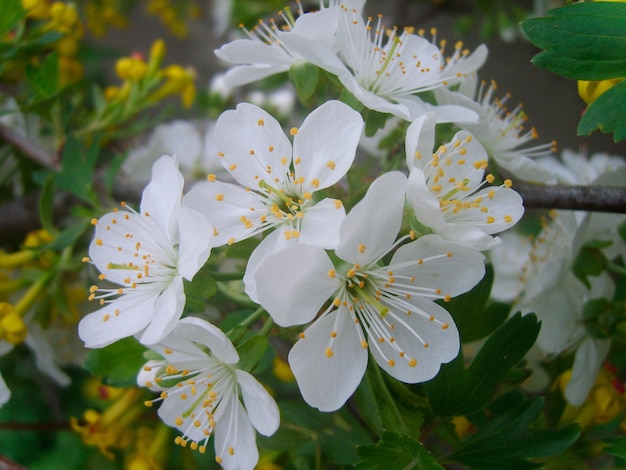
[405,113,524,250]
[184,100,363,301]
[435,80,558,182]
[138,317,279,470]
[280,7,487,122]
[79,156,213,348]
[215,0,365,87]
[254,172,485,411]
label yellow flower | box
[578,78,624,105]
[150,64,196,107]
[115,56,148,83]
[0,303,27,345]
[273,356,295,382]
[21,0,51,20]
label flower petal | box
[214,397,259,470]
[565,338,611,406]
[370,296,460,383]
[0,371,9,407]
[223,64,291,87]
[299,198,346,249]
[255,243,340,327]
[174,317,239,364]
[293,100,363,191]
[289,307,368,411]
[405,113,437,171]
[177,205,213,280]
[235,369,280,436]
[138,276,185,345]
[215,103,292,189]
[184,180,266,246]
[215,39,292,66]
[336,171,407,265]
[406,169,446,230]
[140,155,184,243]
[25,324,71,386]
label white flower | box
[79,156,213,348]
[537,148,626,186]
[405,113,524,250]
[254,172,485,411]
[214,1,364,87]
[138,317,279,470]
[435,80,558,183]
[281,7,487,122]
[122,120,224,185]
[184,100,363,301]
[488,230,532,302]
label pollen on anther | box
[207,173,217,182]
[361,339,368,349]
[408,358,417,367]
[325,347,334,358]
[358,244,366,253]
[330,331,337,338]
[328,269,336,278]
[441,323,449,330]
[290,127,298,135]
[388,359,395,367]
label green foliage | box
[355,431,444,470]
[446,397,581,469]
[83,337,147,387]
[425,313,540,417]
[578,79,626,142]
[53,135,99,205]
[603,436,626,461]
[0,0,24,38]
[183,269,218,313]
[290,62,320,105]
[572,239,612,288]
[521,2,626,81]
[235,334,269,372]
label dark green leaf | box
[572,239,609,288]
[38,219,91,251]
[38,175,57,235]
[83,337,147,387]
[603,436,626,460]
[339,88,364,112]
[26,51,60,99]
[289,62,320,104]
[54,135,99,204]
[235,335,268,372]
[425,313,540,417]
[521,2,626,80]
[448,398,580,470]
[0,0,24,38]
[618,219,626,245]
[356,431,444,470]
[364,110,390,138]
[578,79,626,142]
[183,269,217,312]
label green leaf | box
[339,87,364,112]
[183,269,217,312]
[38,175,57,235]
[572,239,610,288]
[0,0,24,37]
[54,135,99,204]
[26,51,60,99]
[38,219,90,251]
[83,337,147,387]
[355,431,444,470]
[441,264,508,343]
[618,219,626,244]
[603,436,626,460]
[364,110,390,138]
[448,398,581,470]
[235,335,269,372]
[578,79,626,142]
[521,2,626,80]
[289,62,320,104]
[425,313,540,417]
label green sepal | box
[339,88,364,113]
[521,2,626,80]
[289,62,320,105]
[183,269,217,313]
[364,110,390,138]
[355,431,444,470]
[83,337,148,387]
[572,239,611,288]
[425,313,540,417]
[578,79,626,142]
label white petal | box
[215,103,292,189]
[242,230,287,304]
[223,64,291,87]
[177,204,213,280]
[0,371,9,407]
[78,289,158,348]
[184,180,266,246]
[25,324,71,386]
[406,169,446,231]
[214,396,259,470]
[410,103,479,124]
[215,39,292,66]
[336,171,407,265]
[255,244,340,327]
[405,113,437,171]
[390,234,486,297]
[293,100,363,191]
[235,369,280,436]
[299,198,346,249]
[339,75,412,120]
[140,155,184,243]
[139,276,185,345]
[291,7,342,43]
[434,223,501,251]
[565,338,611,406]
[174,317,239,364]
[370,297,460,383]
[455,187,524,235]
[289,308,368,411]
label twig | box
[0,122,60,171]
[515,182,626,214]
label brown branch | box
[515,182,626,214]
[0,122,60,171]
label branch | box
[515,182,626,213]
[0,122,60,171]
